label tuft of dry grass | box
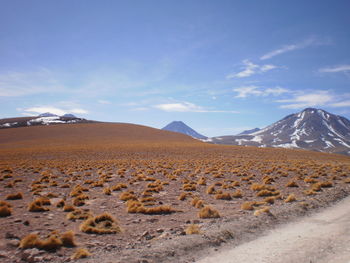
[119,191,137,201]
[63,204,75,212]
[28,199,49,212]
[71,248,91,260]
[185,224,201,235]
[67,209,92,221]
[215,192,232,200]
[198,206,220,219]
[36,235,62,251]
[254,206,270,216]
[60,230,76,247]
[241,201,255,210]
[264,196,276,204]
[191,197,205,208]
[285,194,297,203]
[286,181,299,187]
[0,200,12,217]
[5,192,23,200]
[232,189,243,198]
[80,213,122,234]
[19,233,39,249]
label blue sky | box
[1,0,350,137]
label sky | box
[1,0,350,137]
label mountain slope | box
[238,128,261,135]
[162,121,207,139]
[0,114,92,129]
[208,108,350,155]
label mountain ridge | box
[162,121,207,139]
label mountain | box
[162,121,207,139]
[0,114,92,129]
[238,128,261,135]
[38,112,58,117]
[207,108,350,155]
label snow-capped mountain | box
[162,121,207,139]
[0,113,91,129]
[208,108,350,155]
[238,128,261,135]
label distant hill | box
[207,108,350,155]
[0,113,91,129]
[162,121,207,139]
[238,128,261,135]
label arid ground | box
[0,123,350,263]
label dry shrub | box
[254,206,270,216]
[19,233,39,249]
[285,194,297,203]
[256,189,279,197]
[119,191,137,201]
[320,181,333,188]
[304,177,318,184]
[67,209,92,221]
[215,193,232,200]
[103,187,111,195]
[311,183,322,192]
[36,235,62,251]
[56,199,65,208]
[263,176,274,184]
[264,196,275,204]
[60,231,76,247]
[191,197,205,208]
[140,197,156,203]
[250,183,266,191]
[111,183,127,191]
[80,213,121,234]
[6,192,23,200]
[0,201,12,217]
[71,248,91,260]
[197,177,207,185]
[198,206,220,219]
[241,201,255,210]
[183,183,197,191]
[304,189,317,196]
[178,192,191,201]
[232,190,243,198]
[126,200,176,215]
[185,224,201,235]
[46,192,58,198]
[344,178,350,184]
[286,181,299,187]
[206,185,216,195]
[28,199,49,212]
[63,204,75,212]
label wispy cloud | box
[260,37,327,60]
[233,86,289,98]
[276,90,350,109]
[226,60,278,79]
[153,102,238,113]
[319,65,350,73]
[0,69,66,97]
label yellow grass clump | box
[80,213,122,234]
[0,201,12,217]
[71,248,91,260]
[254,206,271,216]
[60,230,76,247]
[286,181,299,187]
[5,192,23,200]
[215,192,232,200]
[232,190,243,198]
[285,194,297,203]
[198,206,220,219]
[185,224,201,235]
[241,201,255,210]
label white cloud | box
[260,37,322,60]
[22,106,88,116]
[153,102,238,113]
[319,65,350,73]
[329,100,350,107]
[233,86,289,98]
[276,91,334,109]
[227,60,279,79]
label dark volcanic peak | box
[209,108,350,155]
[162,121,207,139]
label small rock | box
[7,239,20,247]
[23,220,30,226]
[5,232,19,239]
[156,228,164,233]
[14,219,22,223]
[142,231,149,237]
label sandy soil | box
[197,195,350,263]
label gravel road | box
[197,196,350,263]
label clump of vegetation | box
[80,213,122,234]
[232,190,243,198]
[5,192,23,200]
[71,248,91,260]
[28,198,50,212]
[198,206,220,219]
[126,200,176,215]
[285,194,297,203]
[60,230,77,247]
[215,192,232,200]
[254,206,270,216]
[241,201,255,211]
[286,181,299,187]
[0,201,12,217]
[67,209,92,221]
[119,191,137,201]
[191,197,205,208]
[185,224,201,235]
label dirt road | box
[197,196,350,263]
